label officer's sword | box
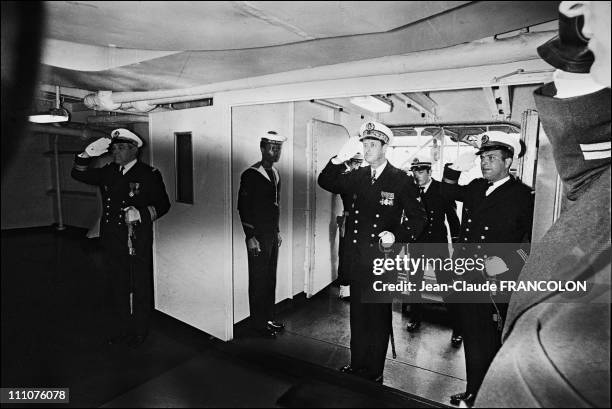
[127,220,136,316]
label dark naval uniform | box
[318,159,426,380]
[337,191,358,287]
[238,162,281,330]
[71,156,170,339]
[440,164,534,398]
[407,178,461,327]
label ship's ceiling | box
[38,1,560,92]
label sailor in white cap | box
[440,131,533,407]
[318,121,426,383]
[71,128,170,348]
[237,130,287,338]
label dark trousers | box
[458,302,507,394]
[349,280,392,379]
[337,236,349,286]
[102,244,154,337]
[247,234,278,328]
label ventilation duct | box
[87,114,149,125]
[81,31,555,110]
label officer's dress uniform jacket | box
[439,164,534,396]
[318,158,427,379]
[440,167,534,287]
[338,190,358,286]
[71,156,170,336]
[412,178,461,274]
[477,85,611,408]
[318,159,427,282]
[237,162,281,328]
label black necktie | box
[371,169,376,185]
[119,165,124,174]
[419,186,425,196]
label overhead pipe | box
[29,123,109,140]
[82,31,556,109]
[87,114,149,125]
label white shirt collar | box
[253,163,279,184]
[486,175,510,196]
[121,159,137,174]
[370,161,387,179]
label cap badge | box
[481,134,489,145]
[366,122,375,131]
[113,130,120,138]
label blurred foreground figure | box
[477,2,611,407]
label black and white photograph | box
[1,1,610,407]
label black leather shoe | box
[267,320,285,332]
[450,392,476,406]
[451,333,463,348]
[339,364,356,374]
[406,319,421,332]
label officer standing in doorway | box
[404,157,462,347]
[238,131,287,338]
[71,128,171,348]
[318,121,426,383]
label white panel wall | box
[292,101,334,295]
[231,102,294,323]
[150,105,232,340]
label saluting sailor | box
[318,121,427,383]
[439,131,534,407]
[71,128,171,348]
[237,131,287,338]
[404,157,462,347]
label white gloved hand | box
[484,256,508,277]
[450,151,477,172]
[123,206,141,224]
[85,137,111,157]
[378,231,395,248]
[332,137,362,164]
[553,70,606,98]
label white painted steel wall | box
[150,105,233,340]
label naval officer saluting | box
[71,128,171,347]
[439,131,534,407]
[318,121,426,383]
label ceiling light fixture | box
[349,95,393,113]
[29,85,70,124]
